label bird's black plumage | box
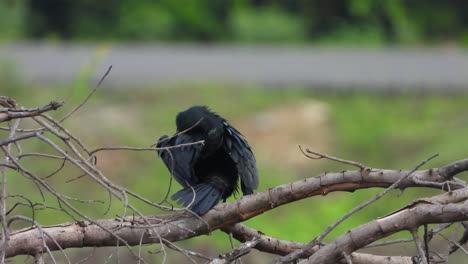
[157,106,258,215]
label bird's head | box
[176,106,224,150]
[176,106,213,133]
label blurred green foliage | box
[231,6,306,43]
[1,0,468,44]
[0,0,25,40]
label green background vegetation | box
[2,0,468,45]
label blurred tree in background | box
[1,0,468,44]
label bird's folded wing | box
[157,134,202,187]
[222,121,259,194]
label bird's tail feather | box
[171,184,222,215]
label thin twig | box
[6,195,36,220]
[299,146,367,169]
[412,177,466,190]
[0,127,42,132]
[165,241,212,261]
[90,146,158,155]
[428,223,452,241]
[151,117,204,147]
[137,231,145,264]
[0,118,20,262]
[18,153,66,160]
[0,131,41,146]
[448,222,468,254]
[0,163,17,170]
[411,229,429,264]
[364,238,414,248]
[64,172,87,183]
[59,65,112,123]
[439,233,468,256]
[90,141,205,156]
[0,150,8,263]
[158,149,174,205]
[41,158,67,179]
[75,248,96,264]
[424,224,429,262]
[41,114,92,154]
[210,237,261,264]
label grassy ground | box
[3,80,468,262]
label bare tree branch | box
[89,140,205,156]
[0,131,42,147]
[223,223,317,258]
[438,158,468,178]
[440,232,468,256]
[223,223,414,264]
[0,96,17,109]
[0,101,64,123]
[449,222,468,254]
[277,153,439,263]
[1,117,21,263]
[303,187,468,263]
[411,229,428,264]
[209,237,260,264]
[300,146,367,169]
[59,65,112,123]
[3,158,468,259]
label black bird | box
[157,106,258,215]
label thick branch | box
[438,158,468,179]
[3,160,468,258]
[223,223,413,264]
[223,223,315,258]
[304,187,468,264]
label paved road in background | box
[1,43,468,90]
